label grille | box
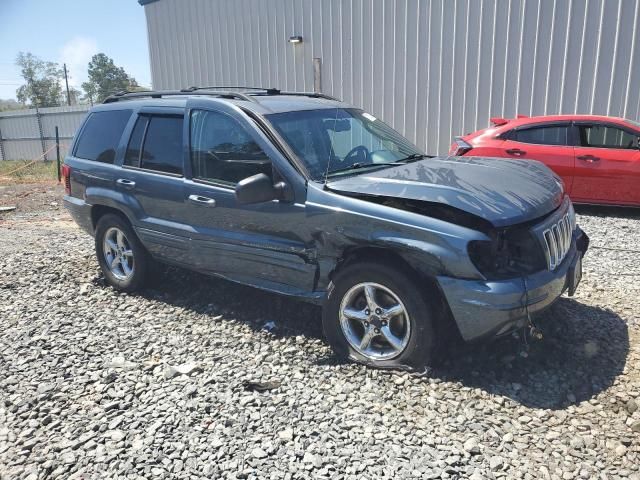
[542,213,572,270]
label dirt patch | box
[0,181,66,219]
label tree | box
[15,52,64,107]
[0,99,25,112]
[67,87,82,105]
[81,81,97,105]
[82,53,138,103]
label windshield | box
[267,108,424,180]
[625,119,640,130]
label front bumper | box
[437,228,589,342]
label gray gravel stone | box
[1,187,639,479]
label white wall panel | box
[143,0,640,155]
[0,105,88,160]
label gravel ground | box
[1,183,639,480]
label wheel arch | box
[328,246,461,341]
[91,204,133,231]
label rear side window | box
[511,125,569,146]
[579,124,637,149]
[124,115,184,175]
[190,109,271,186]
[74,110,132,163]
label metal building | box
[140,0,640,155]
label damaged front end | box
[344,191,589,342]
[466,227,547,281]
[348,192,550,281]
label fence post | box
[0,125,5,161]
[55,126,61,182]
[35,105,47,161]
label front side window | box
[136,116,184,175]
[74,109,132,163]
[511,125,569,146]
[190,109,271,186]
[267,108,423,180]
[579,124,638,149]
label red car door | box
[573,123,640,205]
[500,123,575,194]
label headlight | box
[468,228,547,280]
[567,201,577,231]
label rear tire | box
[95,213,150,292]
[322,261,437,369]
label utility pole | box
[63,63,71,106]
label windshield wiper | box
[325,154,428,178]
[326,162,399,177]
[393,153,428,163]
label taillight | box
[62,164,71,194]
[449,137,473,156]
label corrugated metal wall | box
[143,0,640,155]
[0,105,89,161]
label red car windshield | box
[625,119,640,130]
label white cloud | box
[59,37,98,89]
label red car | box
[449,115,640,206]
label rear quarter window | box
[74,110,132,163]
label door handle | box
[577,155,600,162]
[116,178,136,189]
[505,148,526,156]
[188,194,216,206]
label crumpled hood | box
[326,156,564,227]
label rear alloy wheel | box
[95,213,150,292]
[102,227,135,281]
[323,261,436,369]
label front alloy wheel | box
[339,282,411,360]
[323,261,436,369]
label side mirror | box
[235,173,285,204]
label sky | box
[0,0,151,100]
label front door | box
[182,101,317,295]
[501,123,575,193]
[572,123,640,205]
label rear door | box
[117,108,192,264]
[572,122,640,205]
[182,99,316,295]
[501,123,575,193]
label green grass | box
[0,160,60,183]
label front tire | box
[95,213,150,292]
[322,261,436,369]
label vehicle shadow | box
[135,265,325,339]
[435,298,629,410]
[125,267,628,410]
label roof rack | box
[102,86,340,104]
[102,89,258,104]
